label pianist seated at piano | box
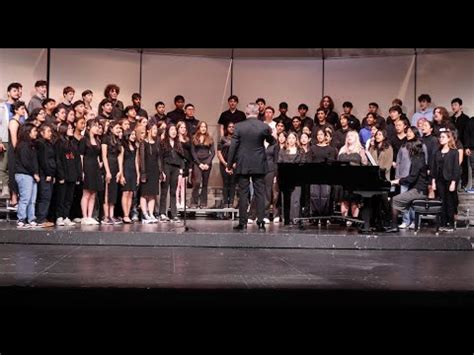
[278,132,308,225]
[337,131,368,225]
[386,140,429,233]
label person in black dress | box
[101,120,124,225]
[79,119,102,225]
[120,130,139,224]
[176,121,192,209]
[139,122,162,223]
[159,124,184,222]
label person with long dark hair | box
[176,121,192,209]
[387,140,429,233]
[318,96,338,127]
[14,123,40,228]
[217,122,237,208]
[101,120,124,225]
[309,128,338,224]
[69,116,85,222]
[139,122,162,223]
[79,119,102,225]
[432,131,460,232]
[55,122,79,226]
[159,124,184,222]
[190,121,215,208]
[35,124,56,228]
[433,106,455,137]
[120,130,139,224]
[272,131,287,224]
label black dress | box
[122,144,137,192]
[103,135,120,203]
[79,137,102,192]
[139,140,160,196]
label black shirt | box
[218,109,246,129]
[111,100,124,120]
[36,138,56,177]
[15,141,39,176]
[273,114,292,131]
[310,144,338,163]
[217,135,232,162]
[166,108,186,125]
[399,155,429,193]
[185,117,200,138]
[450,112,469,145]
[134,106,149,119]
[257,112,265,121]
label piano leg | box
[359,197,372,233]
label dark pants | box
[461,153,469,187]
[159,164,180,218]
[220,164,236,207]
[191,163,211,207]
[56,182,75,219]
[264,171,276,219]
[437,178,457,227]
[69,182,83,220]
[35,177,53,223]
[237,174,265,225]
[282,186,301,224]
[310,184,331,216]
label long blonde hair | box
[339,130,363,155]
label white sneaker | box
[90,218,100,225]
[408,223,415,230]
[247,219,254,224]
[141,214,153,224]
[64,218,75,226]
[73,218,82,223]
[81,218,89,225]
[17,221,29,229]
[56,217,65,226]
[346,221,352,227]
[398,223,408,229]
[159,214,170,222]
[273,217,281,224]
[28,221,38,228]
[263,218,270,224]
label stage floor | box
[0,220,473,250]
[1,243,473,290]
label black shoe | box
[233,224,247,231]
[385,227,399,233]
[256,220,266,231]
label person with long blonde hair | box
[338,130,368,225]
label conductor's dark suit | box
[227,117,276,225]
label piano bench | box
[411,199,443,236]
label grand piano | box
[277,162,392,231]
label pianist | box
[386,141,429,233]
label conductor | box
[226,102,276,231]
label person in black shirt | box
[318,96,338,127]
[123,105,138,131]
[256,98,266,121]
[432,131,460,231]
[386,99,409,124]
[273,102,292,131]
[361,102,386,129]
[333,114,353,150]
[104,84,124,120]
[290,116,303,136]
[150,101,167,125]
[217,122,237,208]
[55,122,80,226]
[218,95,246,137]
[389,118,408,162]
[312,108,334,140]
[184,103,200,138]
[297,103,314,131]
[166,95,186,125]
[421,120,439,176]
[450,98,469,188]
[56,86,75,112]
[97,98,114,120]
[35,124,56,227]
[341,101,360,131]
[131,93,148,119]
[14,123,40,228]
[159,124,184,222]
[42,98,56,125]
